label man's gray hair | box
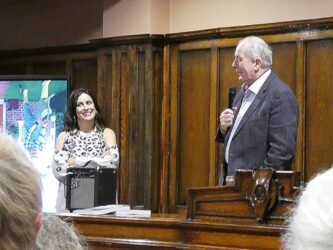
[237,36,273,69]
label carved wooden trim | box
[165,17,333,43]
[249,168,278,222]
[90,34,165,46]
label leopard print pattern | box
[64,129,107,158]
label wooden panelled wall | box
[0,18,332,215]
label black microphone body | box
[228,86,237,109]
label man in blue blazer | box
[216,36,299,185]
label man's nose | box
[232,59,237,68]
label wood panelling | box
[118,50,130,205]
[151,49,163,212]
[107,44,164,210]
[178,49,211,206]
[32,61,67,75]
[160,44,171,213]
[137,51,146,207]
[218,47,238,109]
[306,39,333,180]
[102,53,113,126]
[71,59,97,92]
[271,42,296,91]
[0,64,29,75]
[294,41,306,177]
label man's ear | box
[35,211,42,233]
[254,58,262,71]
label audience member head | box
[0,134,42,250]
[64,88,105,131]
[34,215,88,250]
[281,166,333,250]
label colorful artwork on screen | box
[0,77,68,212]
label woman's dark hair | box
[63,88,105,131]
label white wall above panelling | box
[103,0,169,37]
[169,0,333,33]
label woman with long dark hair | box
[52,88,119,212]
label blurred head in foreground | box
[0,134,42,250]
[34,215,88,250]
[282,166,333,250]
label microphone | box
[228,86,236,109]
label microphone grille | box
[228,86,236,94]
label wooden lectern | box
[186,167,301,224]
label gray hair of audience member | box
[34,215,88,250]
[237,36,273,69]
[281,166,333,250]
[0,134,42,250]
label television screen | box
[0,75,68,212]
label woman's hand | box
[67,158,76,166]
